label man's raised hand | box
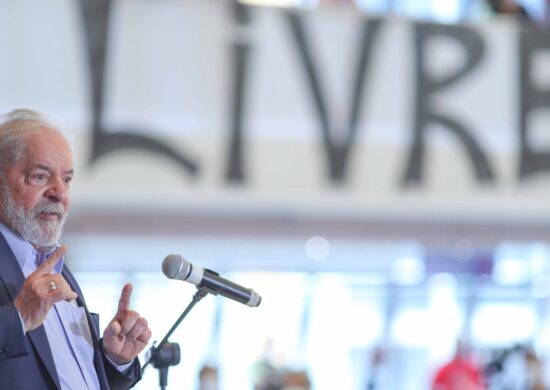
[103,283,152,365]
[14,245,77,332]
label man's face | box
[0,128,73,247]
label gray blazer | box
[0,233,141,389]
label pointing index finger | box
[117,283,133,316]
[36,245,67,275]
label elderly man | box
[0,109,151,389]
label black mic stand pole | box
[140,287,210,390]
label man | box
[0,109,152,389]
[486,0,531,20]
[432,339,485,390]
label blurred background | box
[3,0,550,388]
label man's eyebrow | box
[33,164,74,176]
[33,164,53,173]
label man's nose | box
[44,176,68,203]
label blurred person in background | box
[485,344,546,390]
[282,369,310,390]
[485,0,532,20]
[432,338,486,390]
[366,345,389,390]
[198,364,218,390]
[0,109,152,389]
[525,348,545,390]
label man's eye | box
[33,174,46,181]
[64,176,73,184]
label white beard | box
[1,182,68,247]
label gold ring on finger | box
[48,280,57,292]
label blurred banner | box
[1,0,549,222]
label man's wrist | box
[103,348,133,372]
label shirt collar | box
[0,222,64,274]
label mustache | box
[30,201,66,219]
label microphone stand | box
[141,287,210,390]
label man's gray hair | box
[0,109,67,171]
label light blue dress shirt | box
[0,223,130,389]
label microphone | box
[162,254,261,307]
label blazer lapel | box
[0,233,25,302]
[27,328,62,389]
[63,267,110,390]
[0,233,62,389]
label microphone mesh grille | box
[162,254,186,279]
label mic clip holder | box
[147,341,180,389]
[147,341,181,368]
[198,268,220,296]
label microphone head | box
[162,254,191,280]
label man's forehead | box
[19,131,73,167]
[25,130,70,151]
